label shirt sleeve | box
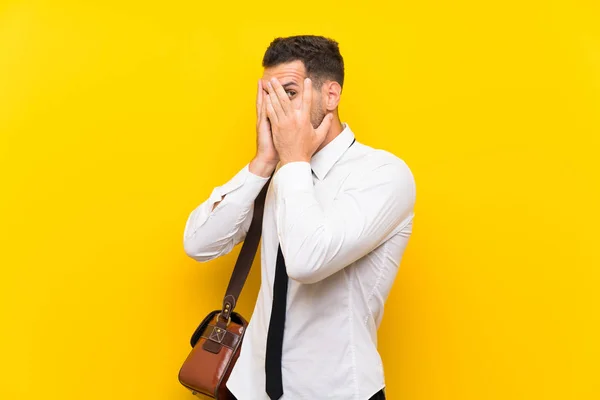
[183,163,270,262]
[272,160,416,284]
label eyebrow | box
[281,82,298,88]
[262,81,298,93]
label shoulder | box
[347,143,415,187]
[340,144,416,214]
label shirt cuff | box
[214,163,271,207]
[273,161,313,198]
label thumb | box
[314,113,333,145]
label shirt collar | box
[310,122,356,180]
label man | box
[183,35,416,400]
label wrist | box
[279,156,310,166]
[250,156,278,178]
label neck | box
[314,114,344,155]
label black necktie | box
[265,137,356,400]
[265,244,288,399]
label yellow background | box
[1,0,598,399]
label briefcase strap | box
[218,172,273,323]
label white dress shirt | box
[183,122,416,400]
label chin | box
[311,115,327,129]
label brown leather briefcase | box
[178,174,271,399]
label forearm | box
[273,161,415,283]
[183,160,271,261]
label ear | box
[322,81,342,111]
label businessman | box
[183,35,416,400]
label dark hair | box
[262,35,344,89]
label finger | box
[266,81,286,119]
[261,97,269,124]
[314,113,334,143]
[265,93,279,124]
[257,95,263,122]
[257,80,263,117]
[302,77,312,115]
[270,77,293,115]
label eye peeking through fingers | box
[286,90,296,98]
